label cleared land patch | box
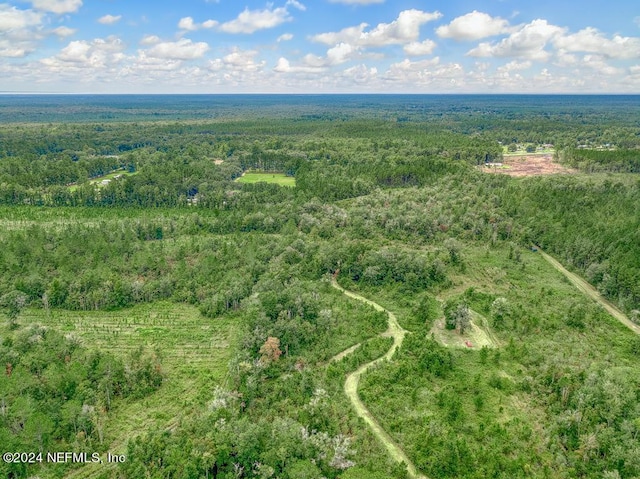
[18,302,238,479]
[481,153,575,177]
[20,301,236,373]
[430,309,498,349]
[235,171,296,186]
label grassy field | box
[235,171,296,186]
[17,302,239,479]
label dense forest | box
[0,95,639,479]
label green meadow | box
[235,171,296,186]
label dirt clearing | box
[481,154,576,177]
[430,309,499,349]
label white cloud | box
[219,6,291,34]
[554,49,578,67]
[57,40,90,62]
[328,0,384,4]
[277,33,293,42]
[0,43,28,57]
[341,64,378,84]
[474,61,490,72]
[553,27,640,59]
[178,17,197,31]
[178,16,218,31]
[286,0,306,11]
[496,60,531,72]
[354,8,442,46]
[147,38,209,60]
[312,9,442,47]
[383,57,465,88]
[52,26,75,37]
[436,11,511,41]
[209,48,266,72]
[41,36,126,70]
[140,35,161,45]
[282,10,441,81]
[130,53,183,73]
[467,19,565,61]
[30,0,82,14]
[98,14,121,25]
[403,39,437,56]
[273,57,293,72]
[293,42,361,71]
[326,42,358,65]
[311,24,366,45]
[300,53,325,69]
[0,4,44,57]
[0,4,42,31]
[274,57,323,73]
[387,57,440,75]
[581,54,623,75]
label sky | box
[0,0,639,93]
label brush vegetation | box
[0,95,639,479]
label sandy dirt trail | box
[537,248,640,335]
[331,279,427,479]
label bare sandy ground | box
[482,154,576,177]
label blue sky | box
[0,0,639,93]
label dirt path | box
[329,342,361,363]
[331,280,427,479]
[537,248,640,335]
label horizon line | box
[1,92,639,96]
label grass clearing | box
[17,301,239,479]
[20,301,236,376]
[430,309,498,349]
[235,171,295,186]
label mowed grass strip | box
[236,171,295,186]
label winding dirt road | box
[537,247,640,335]
[331,279,427,479]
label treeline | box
[0,121,504,206]
[558,148,640,173]
[496,175,640,313]
[0,222,285,312]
